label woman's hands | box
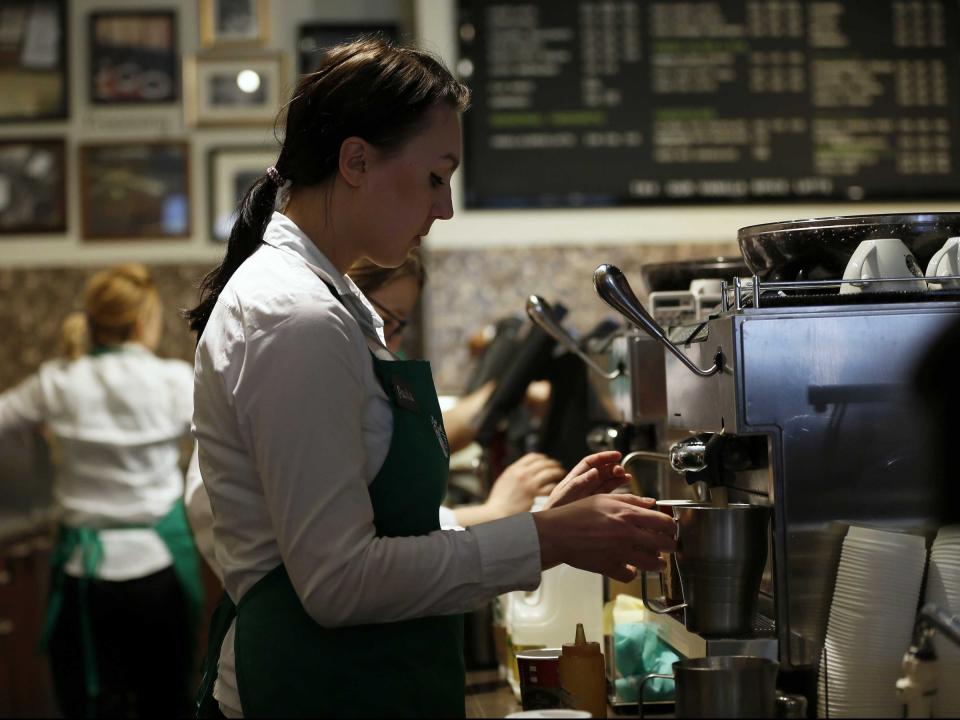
[532,450,675,583]
[454,448,675,583]
[543,450,632,510]
[532,494,676,583]
[452,452,564,527]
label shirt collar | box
[262,211,386,338]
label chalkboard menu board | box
[297,23,398,75]
[457,0,960,208]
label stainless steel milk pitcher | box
[638,656,779,718]
[641,503,770,636]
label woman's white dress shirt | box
[194,212,541,716]
[0,343,194,580]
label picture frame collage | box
[0,0,398,242]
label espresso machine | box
[592,213,960,707]
[526,257,750,502]
[525,296,665,494]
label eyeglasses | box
[371,299,409,341]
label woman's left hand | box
[542,451,638,510]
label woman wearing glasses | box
[188,37,675,717]
[348,253,565,527]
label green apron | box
[41,499,204,704]
[196,353,465,718]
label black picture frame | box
[0,138,67,234]
[297,23,399,76]
[0,0,69,122]
[89,10,179,105]
[79,141,191,241]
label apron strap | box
[40,527,104,706]
[196,591,237,718]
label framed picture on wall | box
[0,138,66,234]
[199,0,269,48]
[184,52,285,127]
[89,10,179,104]
[208,146,276,241]
[297,23,398,75]
[0,0,68,122]
[79,142,190,240]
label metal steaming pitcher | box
[638,656,779,718]
[641,503,770,636]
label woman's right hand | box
[531,494,676,583]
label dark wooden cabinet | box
[0,527,59,718]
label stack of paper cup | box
[926,525,960,717]
[818,526,927,718]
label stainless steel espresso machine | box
[593,213,960,708]
[527,257,749,501]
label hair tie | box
[266,166,284,186]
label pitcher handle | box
[640,569,687,615]
[637,672,675,719]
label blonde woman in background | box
[0,263,202,718]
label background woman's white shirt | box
[194,213,540,716]
[0,343,193,580]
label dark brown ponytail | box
[186,174,278,335]
[186,35,469,338]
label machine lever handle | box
[526,295,623,380]
[593,264,723,378]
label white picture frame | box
[184,51,285,127]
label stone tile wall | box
[0,241,740,395]
[0,264,209,390]
[424,242,738,393]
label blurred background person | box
[0,263,202,718]
[349,253,567,522]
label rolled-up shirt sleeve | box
[235,300,541,627]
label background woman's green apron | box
[197,354,465,717]
[41,500,203,706]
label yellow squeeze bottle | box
[559,623,606,718]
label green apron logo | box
[431,415,450,458]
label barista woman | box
[187,37,675,718]
[185,253,563,577]
[0,264,202,717]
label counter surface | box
[464,670,652,718]
[465,670,520,718]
